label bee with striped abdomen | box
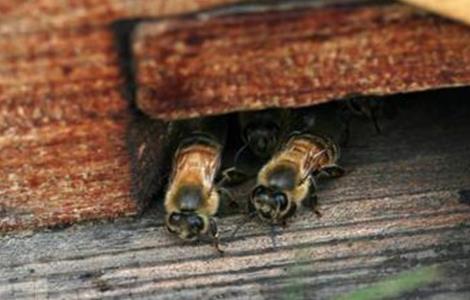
[164,117,228,252]
[249,106,345,225]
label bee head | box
[165,211,208,241]
[244,123,280,158]
[250,185,290,223]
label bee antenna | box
[369,107,382,134]
[230,211,257,239]
[362,100,381,134]
[233,143,249,169]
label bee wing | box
[299,148,327,184]
[206,146,222,184]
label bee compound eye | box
[166,225,177,234]
[187,215,204,231]
[252,185,268,198]
[169,213,182,225]
[274,192,288,210]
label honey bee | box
[249,106,345,224]
[339,96,397,144]
[238,109,291,160]
[164,117,227,252]
[343,97,383,133]
[221,109,292,185]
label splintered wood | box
[0,0,238,232]
[134,4,470,120]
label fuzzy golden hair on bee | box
[164,141,222,238]
[251,133,343,224]
[163,117,228,253]
[164,142,221,215]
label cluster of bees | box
[162,100,384,253]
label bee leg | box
[209,218,224,254]
[306,195,322,218]
[345,98,383,134]
[215,168,243,209]
[360,98,382,134]
[303,177,322,217]
[368,103,382,134]
[341,121,351,147]
[218,167,249,187]
[338,104,353,147]
[317,164,346,179]
[217,186,239,210]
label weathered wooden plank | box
[0,0,240,36]
[0,0,239,231]
[1,92,469,299]
[134,2,470,120]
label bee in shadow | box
[232,105,345,235]
[339,96,398,145]
[219,109,292,187]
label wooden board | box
[0,0,240,232]
[1,90,469,299]
[134,2,470,120]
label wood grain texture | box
[0,0,240,232]
[134,2,470,120]
[1,91,469,299]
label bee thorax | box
[176,186,203,211]
[267,165,297,190]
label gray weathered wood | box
[1,92,470,299]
